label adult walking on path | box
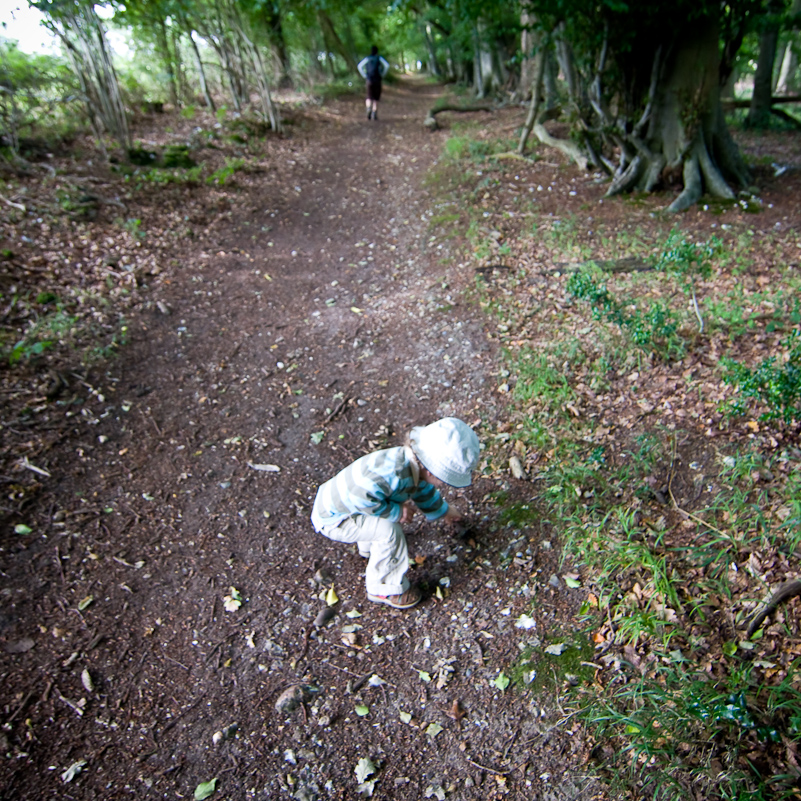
[357,45,389,120]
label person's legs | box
[321,515,409,596]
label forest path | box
[2,79,593,801]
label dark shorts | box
[366,80,382,102]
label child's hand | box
[444,506,464,523]
[443,506,469,536]
[400,501,416,524]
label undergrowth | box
[432,134,801,799]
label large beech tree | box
[519,0,782,211]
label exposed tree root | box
[531,122,589,171]
[544,257,653,275]
[668,147,703,213]
[747,580,801,638]
[606,155,643,197]
[698,138,735,200]
[424,104,493,130]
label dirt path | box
[1,81,596,800]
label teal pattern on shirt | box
[311,446,447,532]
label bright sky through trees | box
[0,3,57,53]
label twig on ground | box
[0,193,26,212]
[6,690,35,724]
[161,691,207,734]
[20,457,51,477]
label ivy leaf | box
[493,672,510,691]
[355,757,376,783]
[223,587,242,612]
[194,778,218,800]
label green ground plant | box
[207,157,247,185]
[4,305,77,366]
[566,271,686,360]
[654,231,721,332]
[722,330,801,423]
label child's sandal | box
[367,587,421,609]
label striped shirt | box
[311,446,448,532]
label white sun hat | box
[409,417,480,488]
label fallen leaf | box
[355,757,376,783]
[223,587,242,612]
[399,711,413,724]
[355,704,370,717]
[515,614,536,630]
[493,672,510,691]
[246,462,280,472]
[194,778,218,800]
[425,722,443,738]
[326,585,339,606]
[81,669,93,693]
[563,575,581,589]
[544,643,566,655]
[445,699,465,720]
[14,524,32,535]
[418,670,432,683]
[310,431,325,444]
[78,595,94,611]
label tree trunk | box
[472,25,484,97]
[747,0,783,127]
[775,0,801,94]
[317,12,358,73]
[606,16,749,211]
[519,6,535,99]
[776,42,798,94]
[518,38,545,153]
[262,5,292,88]
[424,24,441,77]
[233,17,280,132]
[188,31,216,111]
[156,18,178,108]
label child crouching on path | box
[311,418,480,610]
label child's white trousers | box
[319,515,409,596]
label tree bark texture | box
[747,0,783,128]
[318,12,358,74]
[604,17,750,211]
[188,31,216,111]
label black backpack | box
[366,55,381,82]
